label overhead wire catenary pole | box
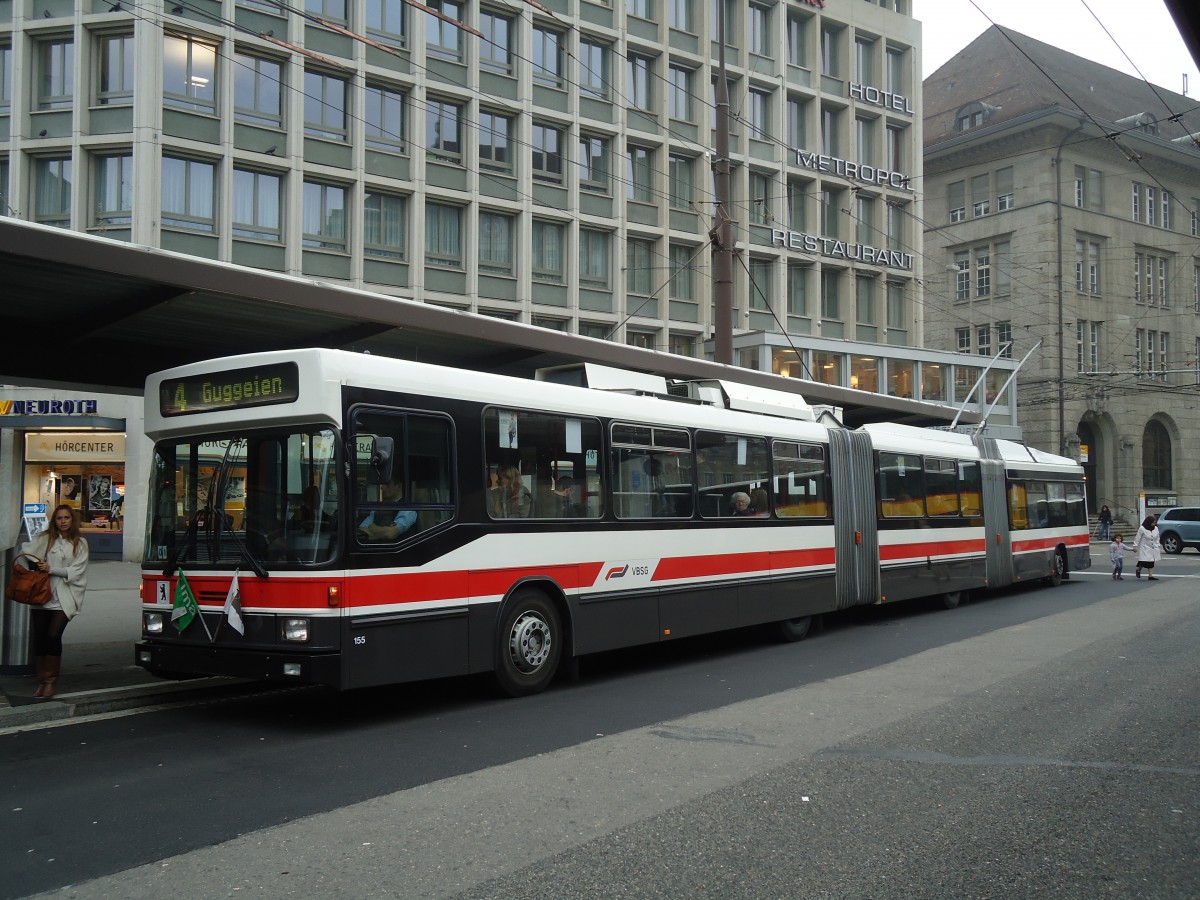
[710,0,734,366]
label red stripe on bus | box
[652,547,834,581]
[1012,534,1089,553]
[879,538,986,561]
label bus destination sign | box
[160,362,300,417]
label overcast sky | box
[914,0,1200,97]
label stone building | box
[923,25,1200,520]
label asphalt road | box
[3,549,1198,899]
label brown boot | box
[42,656,61,700]
[33,656,48,698]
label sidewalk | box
[0,561,240,728]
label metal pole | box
[710,0,734,365]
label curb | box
[0,677,262,729]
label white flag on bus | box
[223,570,245,636]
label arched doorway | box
[1142,419,1172,489]
[1077,420,1099,513]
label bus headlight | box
[281,617,310,642]
[144,612,164,634]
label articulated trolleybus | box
[136,349,1089,696]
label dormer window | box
[1116,112,1159,136]
[954,100,999,133]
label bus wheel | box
[774,615,812,643]
[940,590,964,610]
[494,591,562,697]
[1045,551,1065,587]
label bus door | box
[828,429,879,607]
[979,458,1013,587]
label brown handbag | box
[6,553,52,606]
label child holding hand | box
[1110,533,1129,580]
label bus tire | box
[940,590,964,610]
[1045,550,1066,587]
[494,590,562,698]
[774,615,812,643]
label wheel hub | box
[509,612,552,673]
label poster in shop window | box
[89,474,113,511]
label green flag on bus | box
[171,570,200,633]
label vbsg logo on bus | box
[600,560,655,585]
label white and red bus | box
[135,349,1090,695]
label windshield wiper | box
[213,439,269,579]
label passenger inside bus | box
[730,492,754,516]
[490,466,533,518]
[359,474,417,540]
[749,488,770,517]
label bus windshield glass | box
[146,428,340,568]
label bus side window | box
[878,452,925,517]
[772,441,829,518]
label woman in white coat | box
[1133,515,1162,581]
[20,505,89,698]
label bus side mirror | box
[367,437,394,485]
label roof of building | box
[924,25,1200,151]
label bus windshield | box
[146,428,340,569]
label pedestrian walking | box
[1097,504,1113,541]
[1110,533,1129,580]
[1133,515,1161,581]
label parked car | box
[1154,507,1200,554]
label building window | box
[306,0,346,22]
[747,89,771,139]
[303,70,348,141]
[628,0,652,18]
[533,27,565,87]
[1073,166,1101,210]
[885,45,906,94]
[855,37,874,84]
[478,111,512,173]
[787,179,807,231]
[628,54,654,111]
[38,37,74,110]
[787,96,807,149]
[34,157,72,227]
[668,65,692,121]
[821,106,839,157]
[1142,420,1172,489]
[479,11,512,73]
[301,180,346,251]
[232,168,281,242]
[0,158,10,215]
[747,3,771,56]
[579,39,609,98]
[93,153,133,226]
[627,145,654,202]
[996,322,1012,358]
[977,324,991,356]
[364,191,406,259]
[820,188,842,238]
[234,52,284,127]
[887,201,905,248]
[996,166,1014,211]
[626,237,654,295]
[749,172,770,226]
[669,243,695,301]
[886,281,906,331]
[532,219,565,283]
[787,14,807,68]
[855,276,875,325]
[971,173,989,217]
[885,124,903,172]
[820,25,840,77]
[163,34,216,113]
[1132,182,1141,222]
[532,122,564,183]
[953,253,970,301]
[956,327,970,353]
[425,0,463,60]
[626,330,658,350]
[365,0,407,46]
[0,43,11,112]
[579,228,610,288]
[579,322,610,340]
[97,34,134,106]
[856,117,876,166]
[365,83,406,151]
[161,156,215,233]
[820,269,840,320]
[787,264,808,316]
[975,248,990,297]
[670,333,696,357]
[578,134,610,194]
[478,210,513,274]
[425,97,462,162]
[1075,238,1101,294]
[669,154,693,210]
[424,201,462,267]
[855,195,874,246]
[669,0,693,32]
[749,257,771,310]
[1161,192,1172,230]
[948,180,965,223]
